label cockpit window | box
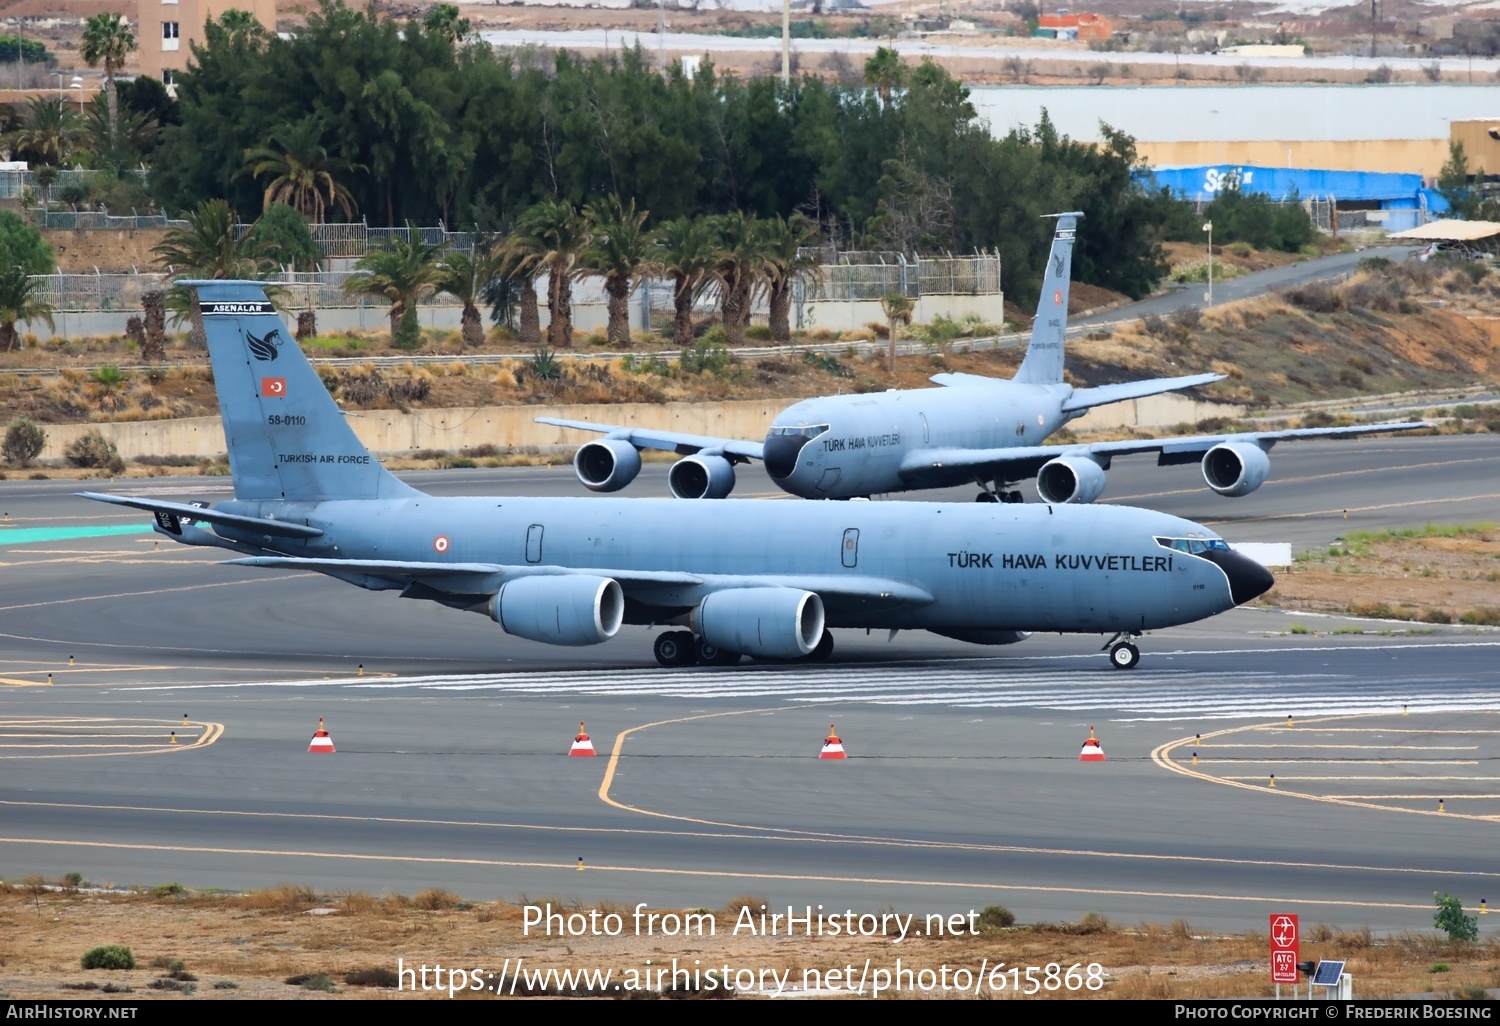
[767,424,830,440]
[1154,536,1231,555]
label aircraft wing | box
[1061,373,1226,412]
[535,418,765,461]
[898,421,1433,488]
[225,556,930,612]
[78,491,324,538]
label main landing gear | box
[652,629,835,668]
[974,490,1023,504]
[1101,631,1142,670]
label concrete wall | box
[38,392,1243,462]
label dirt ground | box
[1,887,1497,1000]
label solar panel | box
[1312,961,1345,986]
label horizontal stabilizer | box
[1061,373,1226,413]
[78,492,324,538]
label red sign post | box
[1270,913,1299,984]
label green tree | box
[237,116,364,223]
[0,211,57,277]
[1437,140,1483,220]
[652,215,719,348]
[509,199,590,348]
[0,265,54,351]
[422,4,471,44]
[80,13,136,150]
[1434,892,1479,942]
[341,224,442,349]
[249,202,322,271]
[580,194,651,346]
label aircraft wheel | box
[654,630,696,668]
[803,630,835,663]
[1001,491,1023,504]
[695,637,742,667]
[1108,641,1140,670]
[975,491,999,503]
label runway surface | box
[0,432,1496,933]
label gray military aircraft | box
[540,213,1428,504]
[80,279,1274,671]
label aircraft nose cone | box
[1204,548,1275,606]
[764,433,811,480]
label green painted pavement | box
[0,524,153,546]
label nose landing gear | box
[1102,631,1142,670]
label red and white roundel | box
[1053,290,1063,306]
[433,535,450,554]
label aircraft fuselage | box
[764,382,1074,498]
[216,495,1250,634]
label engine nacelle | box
[1202,441,1270,497]
[691,588,824,659]
[573,438,642,493]
[928,629,1032,646]
[1036,455,1108,504]
[668,454,736,499]
[490,575,624,646]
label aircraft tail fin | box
[1013,212,1082,385]
[189,280,417,502]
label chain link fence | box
[804,253,1000,302]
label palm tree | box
[8,97,86,169]
[152,199,266,347]
[0,265,53,351]
[508,199,591,348]
[435,241,506,349]
[237,116,364,223]
[863,46,907,108]
[493,243,542,346]
[152,199,265,279]
[652,215,718,348]
[341,224,442,350]
[710,211,772,346]
[761,214,823,343]
[880,291,913,373]
[580,195,650,346]
[80,12,136,148]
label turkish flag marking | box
[262,377,287,398]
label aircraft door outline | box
[526,524,544,563]
[841,528,859,568]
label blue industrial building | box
[1140,165,1443,232]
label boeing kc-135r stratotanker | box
[540,212,1428,503]
[81,280,1273,671]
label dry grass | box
[1,887,1496,1000]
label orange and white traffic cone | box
[820,723,847,760]
[308,716,335,754]
[569,721,597,757]
[1078,725,1106,762]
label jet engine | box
[668,454,736,499]
[1036,455,1108,504]
[1202,441,1270,497]
[490,575,624,645]
[928,629,1032,646]
[573,439,642,493]
[691,588,824,659]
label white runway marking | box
[114,661,1500,720]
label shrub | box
[976,904,1016,931]
[1141,312,1170,338]
[66,430,124,473]
[1283,282,1343,313]
[2,417,44,467]
[81,946,135,970]
[1434,892,1478,942]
